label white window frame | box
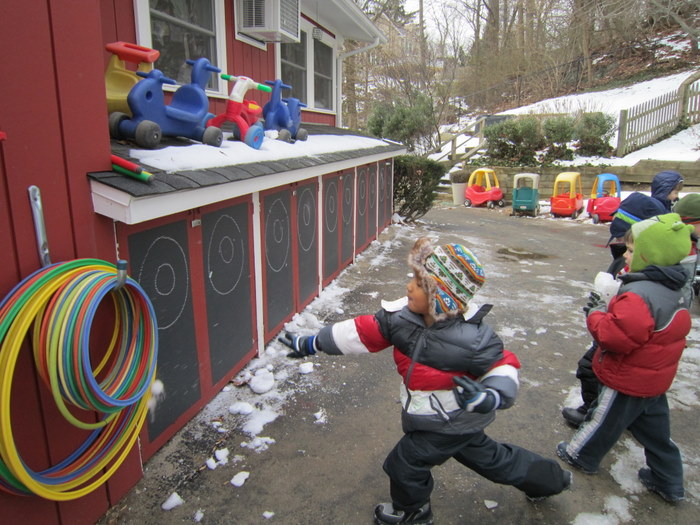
[276,18,336,114]
[133,0,228,97]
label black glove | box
[583,291,606,317]
[452,375,500,413]
[278,332,317,358]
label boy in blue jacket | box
[280,237,571,525]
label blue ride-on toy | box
[109,57,223,149]
[262,79,308,142]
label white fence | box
[617,73,700,156]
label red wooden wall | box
[0,1,133,524]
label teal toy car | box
[511,173,540,217]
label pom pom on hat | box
[408,237,485,320]
[629,213,693,272]
[673,193,700,224]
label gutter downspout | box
[336,36,382,128]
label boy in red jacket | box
[557,213,693,503]
[281,237,571,525]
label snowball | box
[230,471,250,487]
[205,457,218,470]
[594,271,621,304]
[194,509,204,522]
[229,401,254,415]
[314,409,327,424]
[263,511,275,519]
[161,492,184,510]
[249,368,275,394]
[299,362,314,374]
[215,448,230,464]
[484,500,498,509]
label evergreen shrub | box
[393,155,445,221]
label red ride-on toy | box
[586,173,621,224]
[551,171,584,218]
[207,74,272,149]
[464,168,505,209]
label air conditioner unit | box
[238,0,300,43]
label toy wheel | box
[487,201,495,209]
[202,126,223,147]
[497,199,506,207]
[295,127,308,141]
[532,205,540,217]
[591,213,600,224]
[108,112,128,140]
[135,120,161,149]
[464,199,471,208]
[571,209,579,219]
[244,125,264,149]
[278,129,292,142]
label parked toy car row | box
[461,168,621,222]
[104,41,307,150]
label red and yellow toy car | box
[464,168,505,209]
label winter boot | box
[374,502,433,525]
[638,468,684,503]
[527,470,573,502]
[561,406,587,428]
[556,442,598,474]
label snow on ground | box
[432,68,700,163]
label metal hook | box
[115,259,128,290]
[28,185,51,267]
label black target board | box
[201,201,254,384]
[296,180,318,305]
[263,188,293,337]
[127,220,200,441]
[378,160,392,228]
[341,171,355,264]
[368,163,377,242]
[355,166,368,251]
[323,173,340,282]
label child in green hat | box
[557,213,693,503]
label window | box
[279,21,335,112]
[313,39,332,110]
[281,31,307,104]
[134,0,226,93]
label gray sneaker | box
[374,502,433,525]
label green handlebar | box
[220,73,271,92]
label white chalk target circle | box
[137,235,189,330]
[358,169,367,216]
[342,177,353,225]
[265,197,290,273]
[325,180,338,233]
[297,187,317,252]
[207,213,245,296]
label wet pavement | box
[99,203,700,525]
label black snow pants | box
[382,429,569,511]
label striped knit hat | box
[408,237,485,320]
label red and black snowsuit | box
[563,264,690,494]
[315,299,570,511]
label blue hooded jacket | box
[651,170,683,211]
[608,170,683,241]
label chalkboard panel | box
[127,220,200,441]
[263,188,294,338]
[201,201,254,384]
[355,166,368,251]
[296,180,318,305]
[323,174,340,282]
[341,171,355,265]
[378,160,392,228]
[368,164,377,242]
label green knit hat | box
[673,193,700,223]
[630,213,693,272]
